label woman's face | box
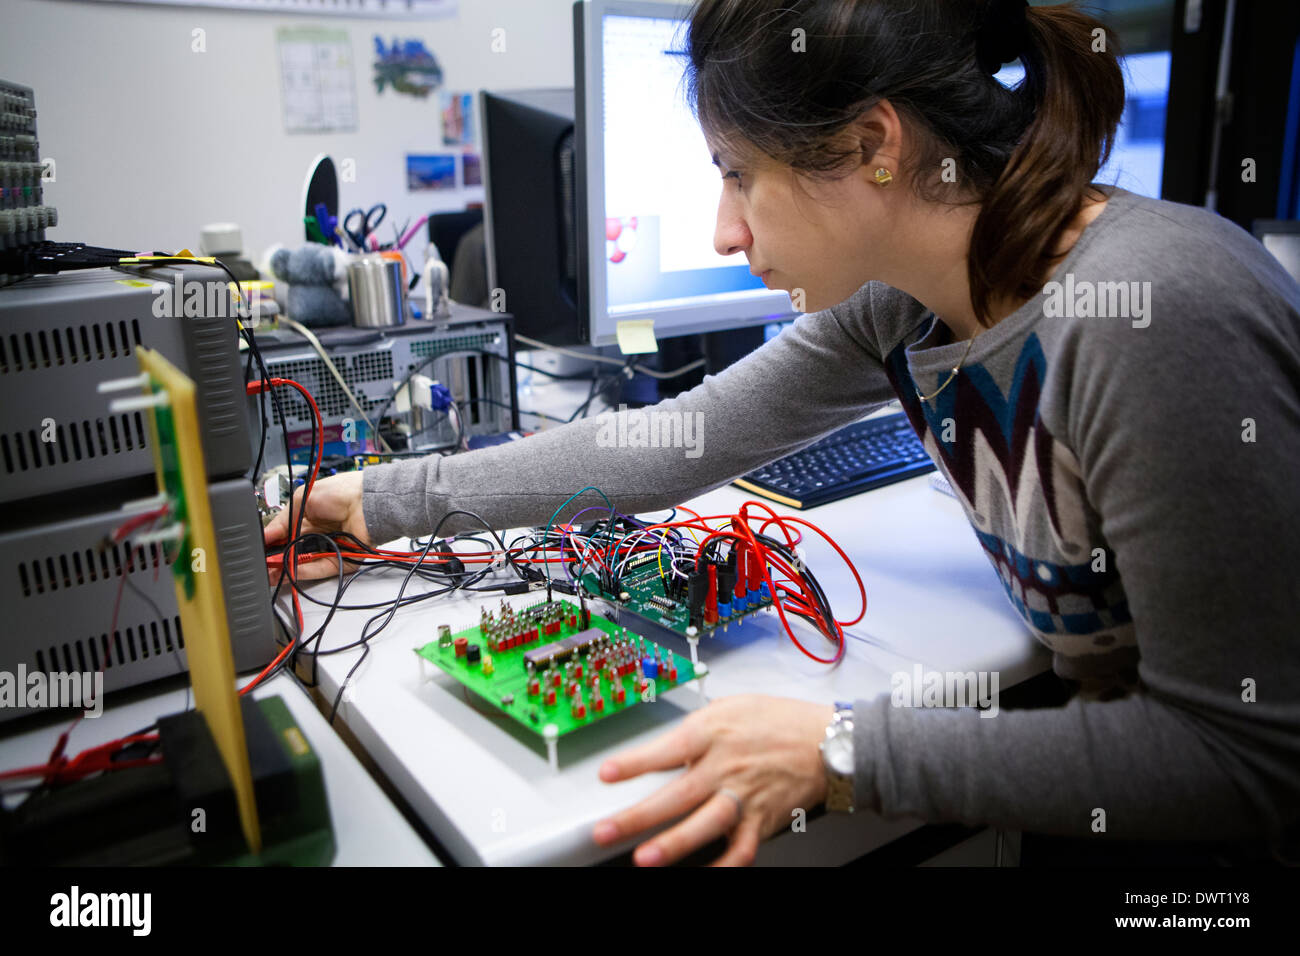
[709,138,896,313]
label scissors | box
[343,203,387,251]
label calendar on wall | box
[84,0,458,19]
[277,26,358,133]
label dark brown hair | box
[683,0,1127,326]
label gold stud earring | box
[873,167,893,187]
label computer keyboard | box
[732,411,935,509]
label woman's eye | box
[724,170,744,191]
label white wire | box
[279,316,393,453]
[612,527,680,579]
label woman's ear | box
[852,99,904,174]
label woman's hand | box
[263,470,371,582]
[592,695,834,866]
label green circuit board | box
[579,562,771,639]
[141,377,196,598]
[415,598,694,738]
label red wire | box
[246,377,321,687]
[3,732,162,784]
[8,384,322,789]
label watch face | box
[824,731,854,775]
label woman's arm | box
[361,284,896,542]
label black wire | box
[751,532,837,640]
[244,345,268,486]
[241,324,317,616]
[271,508,527,720]
[492,350,704,383]
[462,396,569,425]
[325,532,440,724]
[121,570,191,714]
[369,349,489,434]
[568,362,630,421]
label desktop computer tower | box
[246,304,517,468]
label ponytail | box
[969,2,1126,325]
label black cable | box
[121,570,191,715]
[244,345,268,487]
[369,348,489,435]
[241,324,317,615]
[326,532,439,724]
[568,362,630,421]
[274,509,526,716]
[462,396,569,425]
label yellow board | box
[135,347,262,855]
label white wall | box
[1,0,614,264]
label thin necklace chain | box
[916,324,977,405]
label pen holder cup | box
[347,254,406,327]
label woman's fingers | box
[631,791,743,866]
[598,721,706,783]
[263,508,291,547]
[263,484,313,546]
[710,816,762,867]
[592,766,714,847]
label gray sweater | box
[363,186,1300,845]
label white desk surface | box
[292,468,1050,865]
[0,673,440,866]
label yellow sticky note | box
[616,319,658,355]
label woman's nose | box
[714,191,751,258]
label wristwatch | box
[819,702,855,813]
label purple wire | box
[557,507,608,582]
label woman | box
[265,0,1300,865]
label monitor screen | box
[1259,228,1300,282]
[995,49,1172,199]
[578,1,795,346]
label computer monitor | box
[575,0,796,347]
[1253,220,1300,282]
[994,49,1172,199]
[481,88,584,345]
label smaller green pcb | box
[579,567,771,639]
[415,598,695,738]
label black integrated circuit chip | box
[522,627,605,669]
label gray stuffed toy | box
[267,244,353,327]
